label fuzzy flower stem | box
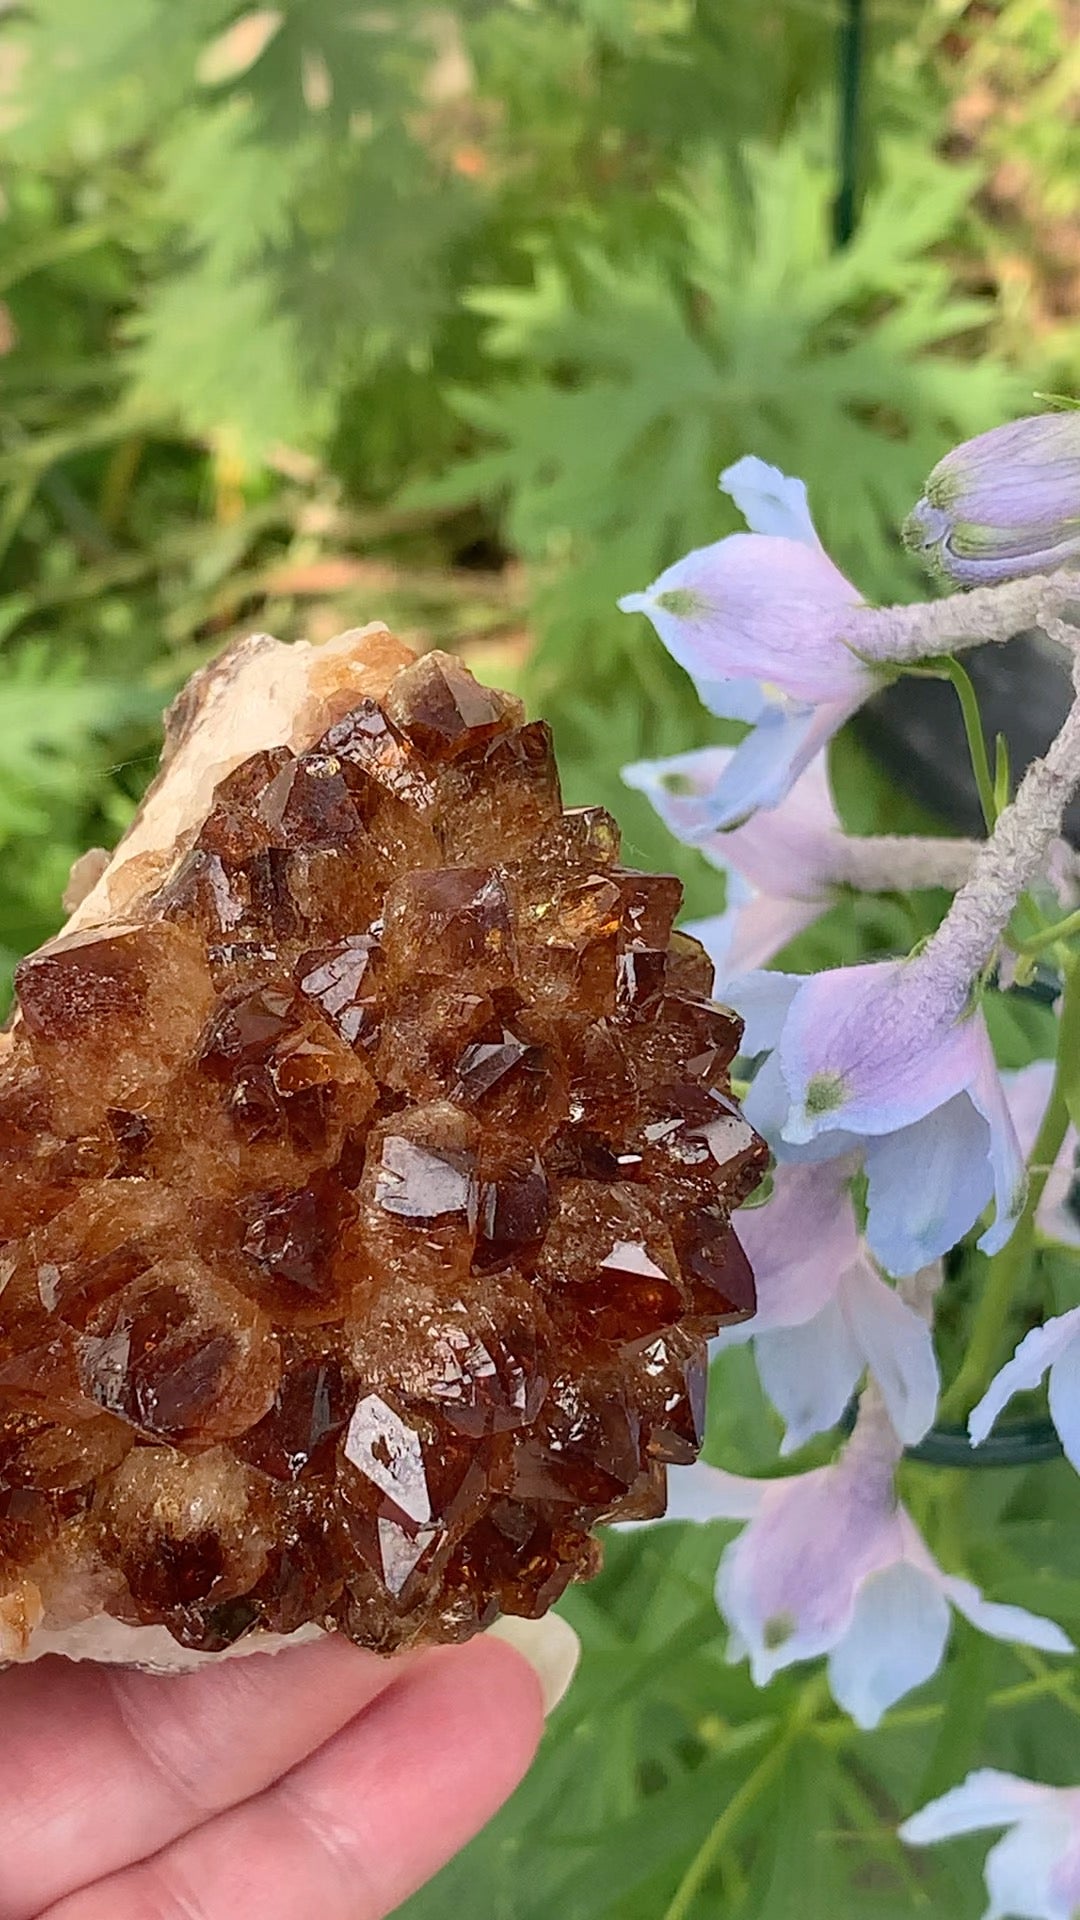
[831,836,982,894]
[845,1377,905,1478]
[854,571,1078,667]
[916,672,1080,1006]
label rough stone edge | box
[11,1613,328,1670]
[1,623,419,1662]
[64,621,415,934]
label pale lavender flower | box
[969,1304,1080,1471]
[902,1771,1080,1920]
[622,748,980,981]
[622,751,839,975]
[732,957,1025,1275]
[905,413,1080,587]
[719,1159,940,1452]
[617,457,873,824]
[730,960,1014,1274]
[727,676,1080,1274]
[1002,1062,1080,1249]
[658,1441,1071,1729]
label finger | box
[44,1635,544,1920]
[0,1634,412,1918]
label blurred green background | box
[3,3,1080,1912]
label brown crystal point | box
[236,1340,355,1481]
[628,995,743,1096]
[383,867,517,989]
[16,923,214,1135]
[384,650,523,761]
[296,935,383,1048]
[0,627,763,1663]
[672,1208,757,1329]
[76,1260,281,1445]
[664,929,716,996]
[433,721,562,865]
[97,1445,275,1646]
[626,1326,708,1465]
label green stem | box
[1018,905,1080,955]
[940,958,1080,1421]
[942,657,998,832]
[661,1679,826,1920]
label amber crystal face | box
[0,644,765,1658]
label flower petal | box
[900,1770,1057,1846]
[630,764,842,987]
[621,747,740,846]
[968,1308,1080,1452]
[1003,1066,1080,1251]
[734,1159,861,1328]
[720,455,823,548]
[967,1037,1027,1256]
[983,1817,1079,1920]
[617,533,868,706]
[777,961,999,1144]
[839,1255,940,1444]
[661,1461,766,1524]
[745,1048,864,1164]
[691,677,772,725]
[617,596,768,724]
[698,696,858,827]
[624,749,841,892]
[1046,1826,1080,1920]
[716,1466,901,1684]
[780,962,962,1138]
[942,1576,1074,1656]
[754,1303,863,1454]
[725,970,805,1057]
[696,750,841,889]
[1038,1152,1080,1251]
[685,892,822,983]
[828,1560,951,1729]
[1003,1061,1057,1160]
[1048,1335,1080,1476]
[862,1094,994,1275]
[719,893,825,978]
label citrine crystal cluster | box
[0,627,763,1663]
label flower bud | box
[903,413,1080,585]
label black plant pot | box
[859,628,1080,846]
[838,1404,1063,1468]
[904,1420,1062,1468]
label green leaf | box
[0,645,156,842]
[128,270,318,457]
[749,1743,844,1920]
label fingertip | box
[430,1631,546,1795]
[485,1612,580,1717]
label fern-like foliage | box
[8,0,480,455]
[426,129,1023,617]
[405,126,1024,875]
[0,645,153,839]
[0,646,159,997]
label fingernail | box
[486,1613,580,1715]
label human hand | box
[0,1624,565,1919]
